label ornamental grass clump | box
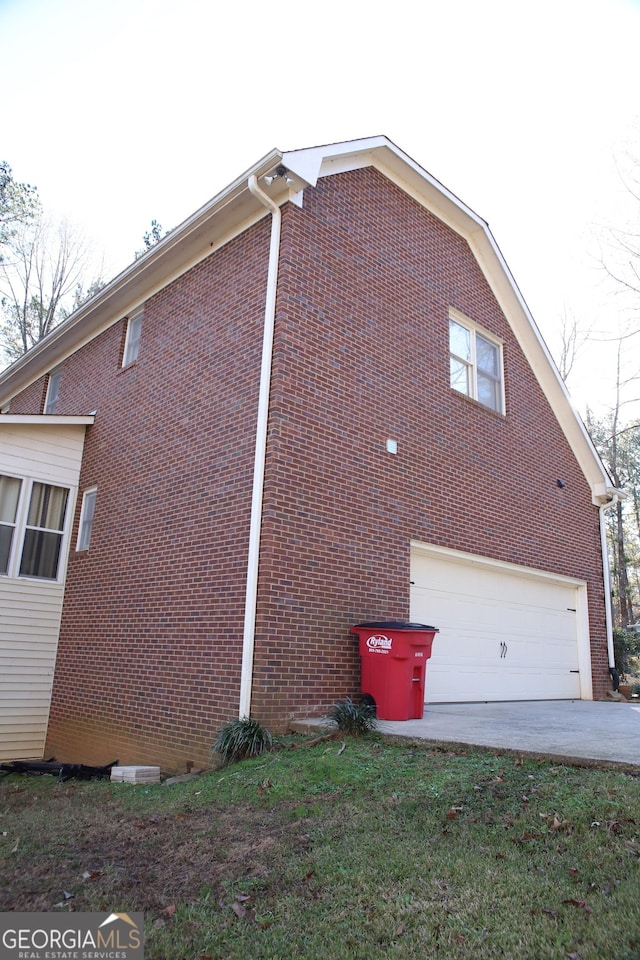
[212,716,274,766]
[325,697,377,736]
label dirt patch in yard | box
[0,777,307,916]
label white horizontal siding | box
[0,422,87,486]
[0,420,89,761]
[0,579,64,760]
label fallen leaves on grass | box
[539,813,571,832]
[624,839,640,857]
[563,898,592,914]
[606,818,635,833]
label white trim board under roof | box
[0,136,613,502]
[0,415,95,427]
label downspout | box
[238,175,282,718]
[599,494,620,687]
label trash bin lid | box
[352,621,438,631]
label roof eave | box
[0,147,299,401]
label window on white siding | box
[449,312,504,414]
[122,312,143,367]
[77,487,97,551]
[19,482,69,579]
[0,475,22,574]
[44,369,61,414]
[0,475,71,580]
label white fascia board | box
[285,136,489,238]
[0,415,95,426]
[282,136,391,186]
[466,229,612,503]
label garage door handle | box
[500,641,508,659]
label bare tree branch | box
[0,214,102,362]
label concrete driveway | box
[375,700,640,766]
[294,699,640,766]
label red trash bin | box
[350,621,439,721]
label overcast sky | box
[1,0,639,418]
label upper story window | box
[449,311,504,414]
[122,311,143,367]
[77,487,97,551]
[0,473,70,581]
[44,368,61,414]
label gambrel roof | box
[0,136,614,502]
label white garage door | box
[410,544,591,703]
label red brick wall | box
[249,168,608,728]
[8,376,47,414]
[11,221,271,771]
[7,166,609,767]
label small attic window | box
[449,311,504,414]
[44,368,61,414]
[122,311,143,367]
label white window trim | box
[449,308,505,414]
[77,486,97,551]
[44,368,62,414]
[122,311,143,368]
[0,472,74,582]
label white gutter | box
[599,495,620,673]
[238,175,282,718]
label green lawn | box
[1,737,640,959]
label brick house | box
[0,137,618,771]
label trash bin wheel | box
[360,692,377,716]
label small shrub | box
[324,697,377,736]
[212,717,274,766]
[613,627,640,679]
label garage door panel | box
[411,547,584,703]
